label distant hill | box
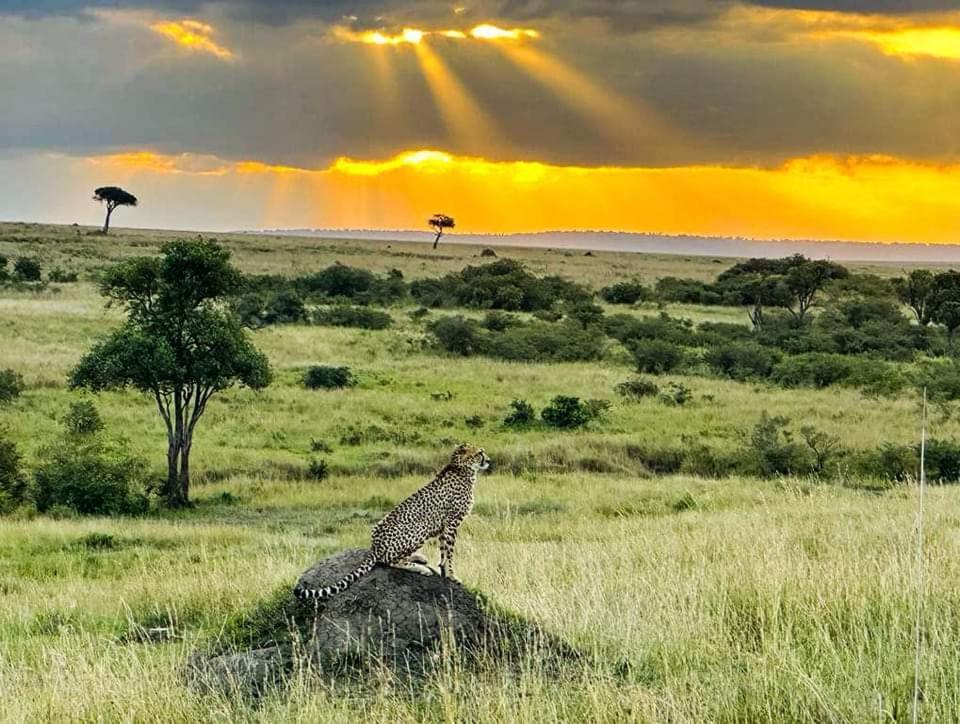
[241,228,960,263]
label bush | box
[303,366,357,390]
[0,254,7,282]
[659,382,693,406]
[411,259,590,312]
[313,305,393,330]
[600,279,648,305]
[541,396,597,429]
[34,438,149,516]
[482,311,518,332]
[306,458,330,481]
[503,399,536,428]
[856,443,917,482]
[603,312,695,346]
[628,339,685,374]
[48,268,79,283]
[62,400,104,436]
[0,431,29,514]
[703,342,775,381]
[925,439,960,483]
[566,302,605,329]
[13,258,42,282]
[532,308,563,323]
[0,369,25,405]
[694,322,755,347]
[486,321,604,363]
[771,353,853,389]
[744,412,813,477]
[616,378,659,400]
[409,307,431,321]
[429,316,484,356]
[233,290,307,327]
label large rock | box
[189,549,560,697]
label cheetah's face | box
[451,444,491,472]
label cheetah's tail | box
[293,552,377,603]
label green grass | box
[1,222,958,722]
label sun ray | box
[495,43,686,155]
[412,42,501,154]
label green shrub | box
[429,316,484,356]
[566,303,605,329]
[600,279,648,305]
[306,458,330,481]
[603,313,695,346]
[616,378,659,400]
[62,400,104,436]
[0,254,7,282]
[0,369,25,405]
[465,415,485,429]
[411,259,589,311]
[541,396,595,429]
[313,305,393,330]
[532,309,563,323]
[659,382,693,407]
[695,322,754,347]
[924,439,960,483]
[771,353,853,388]
[48,268,79,283]
[233,290,307,327]
[0,431,29,514]
[482,311,518,331]
[303,366,357,390]
[856,443,917,482]
[486,321,604,363]
[34,438,149,516]
[744,412,813,478]
[913,360,960,402]
[703,342,775,381]
[13,258,42,282]
[503,399,536,428]
[628,339,685,374]
[409,306,431,321]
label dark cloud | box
[3,0,959,25]
[1,0,959,171]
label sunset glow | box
[53,149,960,244]
[333,23,540,46]
[150,19,234,59]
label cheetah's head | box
[450,443,491,472]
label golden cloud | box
[332,24,540,46]
[150,19,234,60]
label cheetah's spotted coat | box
[294,443,491,603]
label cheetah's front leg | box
[438,522,462,581]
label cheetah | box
[294,443,491,603]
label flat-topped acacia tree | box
[429,214,455,249]
[93,186,137,234]
[70,239,271,507]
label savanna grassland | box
[2,221,960,723]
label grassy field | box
[1,222,957,722]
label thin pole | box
[911,387,927,724]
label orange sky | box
[58,149,958,243]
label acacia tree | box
[893,269,935,326]
[783,259,848,323]
[70,239,271,507]
[428,214,455,249]
[93,186,138,234]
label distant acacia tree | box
[70,239,271,507]
[893,269,935,326]
[93,186,138,234]
[428,214,455,249]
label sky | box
[1,0,959,242]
